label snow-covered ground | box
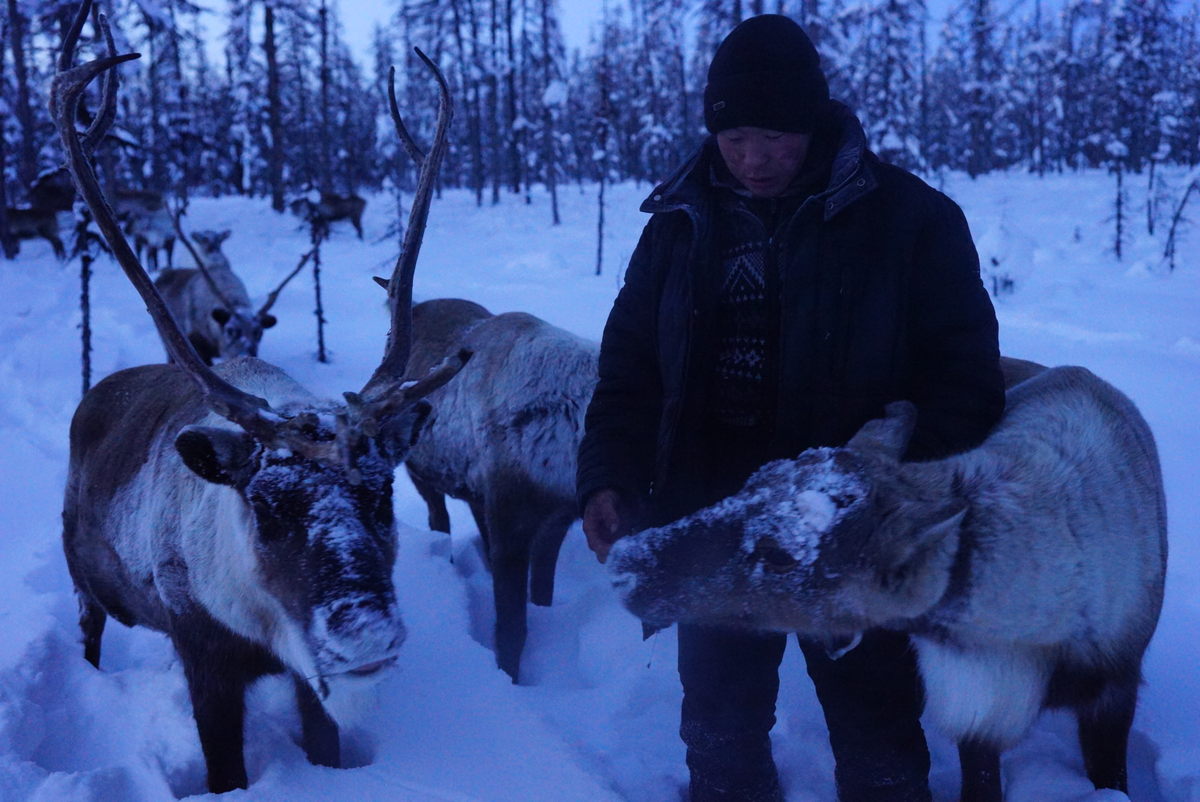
[0,168,1197,801]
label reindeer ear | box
[375,400,432,464]
[260,314,277,329]
[217,230,232,245]
[871,503,965,618]
[212,308,232,325]
[176,427,256,485]
[848,401,917,461]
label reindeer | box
[29,165,77,212]
[3,206,66,258]
[152,226,301,365]
[608,357,1166,801]
[55,9,460,792]
[290,191,367,239]
[114,188,175,270]
[398,298,599,683]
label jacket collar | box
[640,101,879,222]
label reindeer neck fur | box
[904,366,1165,650]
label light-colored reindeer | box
[152,225,307,365]
[56,13,462,793]
[400,298,598,682]
[609,357,1166,801]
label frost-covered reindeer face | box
[608,403,967,638]
[175,403,430,687]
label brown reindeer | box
[291,191,367,239]
[3,206,66,258]
[114,188,176,270]
[56,9,462,793]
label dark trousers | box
[678,625,932,802]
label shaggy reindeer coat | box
[404,299,599,682]
[610,364,1167,799]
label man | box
[576,14,1005,802]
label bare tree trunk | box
[312,233,327,362]
[1113,163,1125,261]
[0,24,16,258]
[506,0,522,195]
[489,0,502,204]
[6,0,36,193]
[539,0,558,224]
[81,254,93,394]
[595,171,605,275]
[319,0,332,192]
[265,2,286,212]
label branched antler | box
[53,0,280,442]
[364,48,456,397]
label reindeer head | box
[608,403,966,640]
[55,0,462,694]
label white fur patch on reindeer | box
[913,636,1050,747]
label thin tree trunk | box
[312,234,327,362]
[0,22,16,258]
[265,2,286,212]
[506,0,521,194]
[1114,163,1124,261]
[320,0,332,192]
[596,172,605,275]
[81,254,93,395]
[7,0,36,192]
[489,0,502,204]
[540,0,559,224]
[1146,159,1156,236]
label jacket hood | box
[640,100,878,222]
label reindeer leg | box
[487,491,533,683]
[294,675,340,768]
[171,613,257,794]
[407,468,450,533]
[1078,675,1138,792]
[529,508,573,607]
[468,498,491,564]
[492,548,530,683]
[79,596,106,669]
[958,739,1002,802]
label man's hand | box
[582,488,630,564]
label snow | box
[1,168,1198,801]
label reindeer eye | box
[253,493,307,542]
[831,493,858,509]
[753,539,798,573]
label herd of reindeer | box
[40,2,1167,799]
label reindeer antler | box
[361,48,461,401]
[53,0,281,442]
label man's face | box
[717,127,812,199]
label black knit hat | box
[704,15,830,135]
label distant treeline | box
[2,0,1198,218]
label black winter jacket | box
[577,104,1005,526]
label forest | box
[2,0,1199,252]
